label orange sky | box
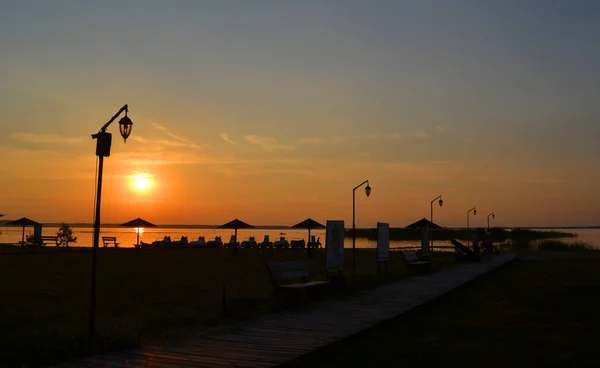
[1,2,599,227]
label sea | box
[0,225,598,249]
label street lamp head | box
[473,208,477,215]
[438,198,443,207]
[492,213,495,219]
[365,184,371,197]
[118,114,133,143]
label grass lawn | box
[281,256,600,368]
[0,246,455,368]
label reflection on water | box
[0,226,598,249]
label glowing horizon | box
[0,2,598,228]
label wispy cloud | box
[297,137,325,144]
[245,135,295,151]
[151,122,201,149]
[333,132,402,142]
[412,131,429,139]
[220,133,237,145]
[435,125,445,132]
[131,136,200,149]
[10,132,85,145]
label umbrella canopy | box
[4,217,40,244]
[290,218,325,242]
[120,217,156,246]
[405,218,442,230]
[218,218,254,242]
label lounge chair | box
[259,235,272,248]
[171,236,188,247]
[189,236,206,246]
[241,236,257,248]
[450,239,480,261]
[206,236,223,247]
[144,235,171,248]
[225,235,239,248]
[290,239,306,248]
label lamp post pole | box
[90,105,133,341]
[467,207,477,230]
[352,180,371,281]
[430,195,443,251]
[487,212,495,229]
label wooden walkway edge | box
[50,253,517,368]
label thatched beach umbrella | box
[217,218,254,243]
[290,218,325,241]
[4,217,40,245]
[405,218,442,229]
[120,217,156,246]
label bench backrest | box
[102,236,117,241]
[402,250,419,262]
[268,261,308,284]
[41,236,58,239]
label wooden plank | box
[131,348,269,368]
[53,254,516,368]
[156,341,288,362]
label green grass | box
[281,256,600,368]
[0,246,455,368]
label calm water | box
[0,226,598,249]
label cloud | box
[221,133,237,145]
[10,132,85,145]
[297,137,325,144]
[150,122,201,149]
[435,125,445,132]
[412,131,429,139]
[245,135,295,151]
[333,133,402,142]
[131,136,201,149]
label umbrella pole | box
[21,226,25,245]
[235,229,237,243]
[308,229,311,243]
[137,229,140,246]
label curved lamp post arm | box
[467,207,476,230]
[353,180,370,191]
[430,195,442,251]
[99,104,128,133]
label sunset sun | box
[132,174,150,191]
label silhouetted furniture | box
[258,235,272,248]
[102,236,119,248]
[267,261,330,302]
[401,250,431,273]
[450,239,480,262]
[41,236,60,247]
[225,235,238,248]
[171,236,189,247]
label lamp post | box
[467,207,477,230]
[430,195,443,251]
[487,212,495,229]
[352,180,371,280]
[90,105,133,340]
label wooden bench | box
[401,250,431,273]
[40,236,61,247]
[102,236,119,248]
[267,261,330,302]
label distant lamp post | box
[90,105,133,340]
[467,207,477,230]
[352,180,371,280]
[487,212,495,229]
[430,195,443,251]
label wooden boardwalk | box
[51,253,516,368]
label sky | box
[1,0,599,228]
